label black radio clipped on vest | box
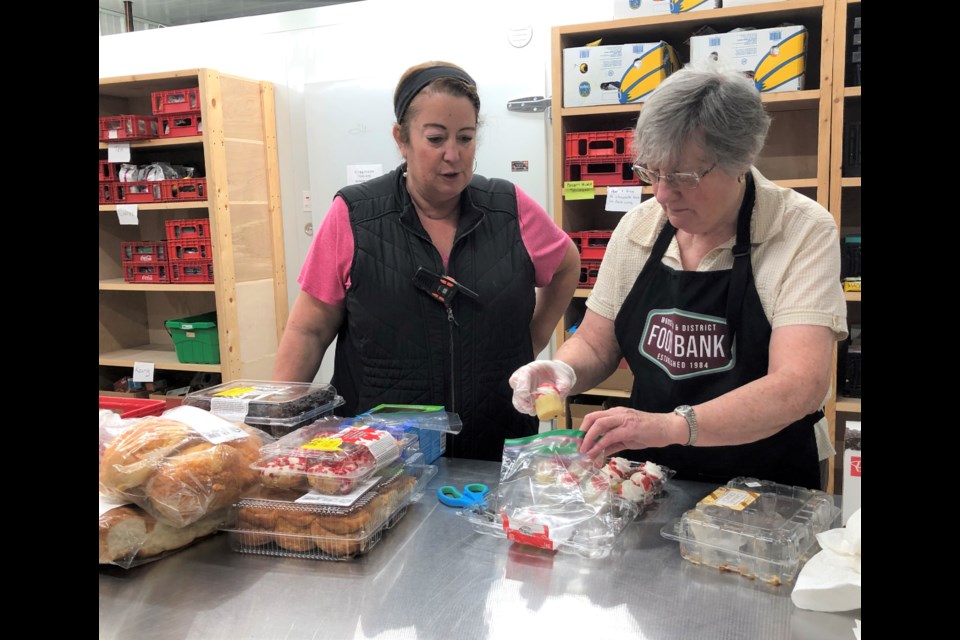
[413,267,479,305]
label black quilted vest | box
[331,167,539,461]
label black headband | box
[394,65,477,123]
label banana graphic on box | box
[670,0,712,12]
[753,29,807,92]
[618,44,678,104]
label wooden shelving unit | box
[828,0,862,491]
[99,69,289,386]
[551,2,857,491]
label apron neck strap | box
[725,172,757,346]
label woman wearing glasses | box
[510,63,847,489]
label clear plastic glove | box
[509,360,577,417]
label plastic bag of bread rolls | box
[99,405,270,527]
[99,495,226,568]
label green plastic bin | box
[165,311,220,364]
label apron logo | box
[639,309,735,379]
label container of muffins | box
[223,463,436,560]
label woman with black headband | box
[274,61,581,461]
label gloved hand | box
[509,360,577,416]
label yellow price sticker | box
[214,386,258,397]
[563,181,595,201]
[698,487,759,511]
[300,437,344,451]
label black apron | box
[612,175,822,489]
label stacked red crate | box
[153,88,203,139]
[121,241,170,283]
[569,231,613,289]
[99,114,159,142]
[564,130,639,187]
[166,219,214,283]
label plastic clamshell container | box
[356,409,463,464]
[355,411,462,462]
[252,418,403,495]
[461,495,639,560]
[223,463,437,560]
[183,380,341,437]
[660,477,841,586]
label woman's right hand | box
[508,360,577,416]
[578,407,687,456]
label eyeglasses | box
[631,162,718,190]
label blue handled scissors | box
[437,483,489,508]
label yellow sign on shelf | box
[563,181,595,200]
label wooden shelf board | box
[774,178,819,189]
[844,87,861,98]
[100,345,221,373]
[99,136,203,150]
[99,279,215,292]
[581,388,631,399]
[836,397,861,413]
[841,178,861,187]
[844,292,861,302]
[100,201,209,212]
[573,289,592,298]
[556,1,824,37]
[558,90,819,118]
[760,90,821,111]
[99,70,202,96]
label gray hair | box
[632,62,770,174]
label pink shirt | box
[299,185,569,306]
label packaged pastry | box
[183,380,343,437]
[224,464,435,560]
[461,430,640,559]
[253,419,401,495]
[353,411,462,462]
[99,495,225,568]
[660,478,841,585]
[99,405,268,527]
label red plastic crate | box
[100,160,118,182]
[565,131,633,159]
[569,231,612,260]
[99,396,166,419]
[121,241,168,263]
[565,158,639,187]
[165,218,211,241]
[124,262,170,283]
[99,182,116,204]
[151,87,200,115]
[577,259,602,289]
[158,113,202,138]
[171,260,214,283]
[99,114,159,141]
[115,181,166,204]
[169,239,211,262]
[165,178,207,201]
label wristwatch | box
[674,405,698,446]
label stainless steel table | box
[99,458,860,640]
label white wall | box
[99,0,611,382]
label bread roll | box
[100,414,266,527]
[99,418,201,491]
[99,503,225,567]
[99,505,149,564]
[143,441,258,526]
